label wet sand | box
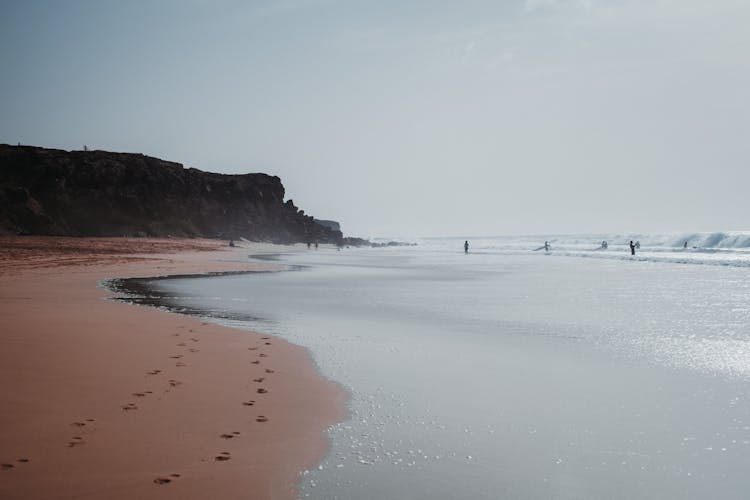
[0,236,345,500]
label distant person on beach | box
[629,240,635,256]
[307,242,311,249]
[315,241,319,249]
[464,241,469,254]
[229,239,235,247]
[601,240,608,249]
[635,241,641,249]
[544,241,550,252]
[684,241,688,249]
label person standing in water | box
[629,240,636,256]
[544,241,550,252]
[464,240,469,254]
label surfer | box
[464,240,469,254]
[629,240,635,256]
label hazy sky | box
[1,0,748,238]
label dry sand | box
[0,236,345,500]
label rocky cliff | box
[0,145,342,243]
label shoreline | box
[0,236,346,500]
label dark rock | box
[314,219,341,232]
[0,144,342,243]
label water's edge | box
[100,266,352,497]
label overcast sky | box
[1,0,748,238]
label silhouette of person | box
[629,240,635,256]
[464,240,469,254]
[544,241,550,251]
[684,241,688,249]
[601,240,608,249]
[307,241,311,249]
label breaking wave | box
[419,232,750,268]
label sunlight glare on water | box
[146,238,750,499]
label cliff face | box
[0,145,342,243]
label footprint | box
[132,392,146,397]
[265,342,272,346]
[261,337,269,340]
[248,347,258,351]
[257,388,267,394]
[175,362,186,367]
[177,342,187,347]
[122,403,138,411]
[169,355,183,359]
[147,370,162,376]
[242,401,255,406]
[253,377,265,383]
[154,477,172,485]
[215,452,231,462]
[251,360,260,365]
[17,458,29,463]
[190,338,199,343]
[259,354,267,358]
[1,463,14,470]
[265,369,275,374]
[86,418,96,422]
[71,421,86,427]
[189,348,199,353]
[169,380,182,387]
[171,473,181,478]
[220,433,235,439]
[68,437,85,447]
[256,416,268,423]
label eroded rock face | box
[0,145,342,243]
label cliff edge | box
[0,145,341,243]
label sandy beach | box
[0,236,345,500]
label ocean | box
[117,233,750,499]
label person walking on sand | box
[464,240,469,254]
[629,240,636,256]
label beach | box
[148,239,750,499]
[0,237,344,500]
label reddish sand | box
[0,237,345,500]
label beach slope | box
[0,237,344,500]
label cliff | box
[0,145,342,243]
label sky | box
[1,0,748,238]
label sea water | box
[140,234,750,499]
